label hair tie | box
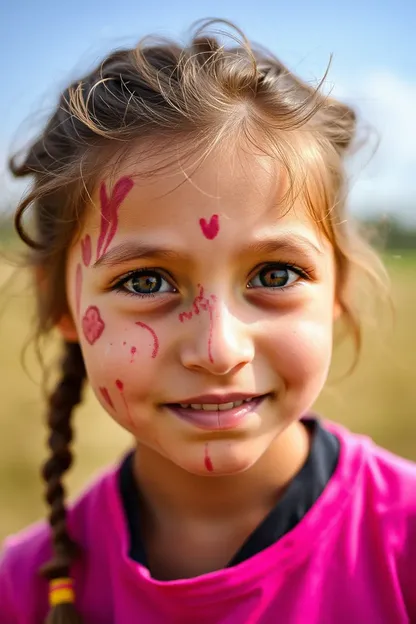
[49,577,75,607]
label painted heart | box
[82,305,105,345]
[199,214,220,240]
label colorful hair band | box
[49,577,75,607]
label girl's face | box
[65,146,339,476]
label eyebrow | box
[92,234,323,269]
[93,241,182,268]
[240,235,324,258]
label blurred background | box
[0,0,415,542]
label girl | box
[0,18,415,624]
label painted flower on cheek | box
[82,305,105,345]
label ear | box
[34,265,80,343]
[56,313,79,343]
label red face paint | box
[82,305,105,345]
[115,379,135,429]
[75,263,82,318]
[130,346,137,363]
[204,444,214,472]
[81,234,92,267]
[96,176,134,260]
[135,321,159,358]
[178,285,217,363]
[199,214,219,240]
[99,386,114,410]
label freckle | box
[123,341,126,346]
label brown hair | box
[9,18,388,623]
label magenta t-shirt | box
[1,420,415,623]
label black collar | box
[118,417,340,569]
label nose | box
[179,295,254,375]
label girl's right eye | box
[112,270,177,297]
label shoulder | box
[326,420,416,617]
[0,461,120,623]
[324,419,416,501]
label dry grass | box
[0,254,415,542]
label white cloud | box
[334,71,416,224]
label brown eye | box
[115,270,176,296]
[248,264,301,289]
[131,273,161,293]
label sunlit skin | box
[62,144,340,577]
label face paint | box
[130,346,137,363]
[199,214,219,240]
[99,386,115,410]
[82,305,105,345]
[115,379,135,429]
[135,321,159,358]
[204,444,214,472]
[178,285,217,363]
[96,176,134,260]
[75,263,83,318]
[81,234,92,267]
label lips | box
[166,394,268,431]
[169,392,264,405]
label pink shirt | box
[1,421,415,623]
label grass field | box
[0,253,415,542]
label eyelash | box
[249,262,313,289]
[110,267,176,299]
[110,262,313,298]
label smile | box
[178,399,252,411]
[166,394,269,431]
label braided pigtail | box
[39,341,86,624]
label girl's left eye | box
[247,264,306,290]
[113,270,176,297]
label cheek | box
[264,315,333,386]
[80,318,163,406]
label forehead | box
[86,142,326,247]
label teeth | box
[202,404,221,411]
[179,399,251,411]
[218,402,235,411]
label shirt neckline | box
[104,418,363,597]
[118,417,340,571]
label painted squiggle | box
[81,234,92,267]
[204,443,214,472]
[116,379,134,429]
[99,386,114,410]
[178,285,217,363]
[75,263,82,317]
[135,322,159,358]
[96,176,134,260]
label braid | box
[39,341,86,624]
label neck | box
[132,420,311,523]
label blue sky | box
[1,0,415,220]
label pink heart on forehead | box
[199,214,220,240]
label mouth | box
[165,393,270,431]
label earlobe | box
[56,313,79,343]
